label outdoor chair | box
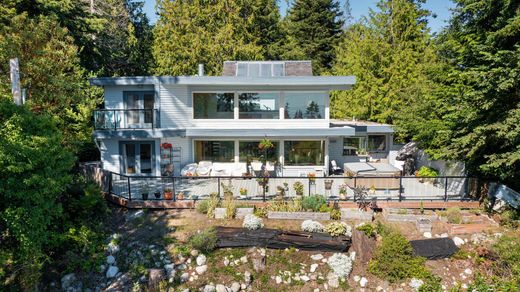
[330,160,343,175]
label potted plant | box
[293,181,304,197]
[324,179,333,190]
[415,166,439,184]
[258,138,274,150]
[308,172,316,185]
[163,188,173,200]
[154,189,161,199]
[141,181,151,200]
[339,184,348,200]
[276,185,285,198]
[283,182,289,192]
[239,187,248,199]
[177,192,185,200]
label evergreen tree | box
[331,0,437,127]
[285,0,344,74]
[247,0,285,60]
[153,0,263,76]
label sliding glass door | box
[124,91,155,128]
[120,141,155,175]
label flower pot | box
[177,193,185,200]
[339,193,347,200]
[164,192,173,200]
[141,193,149,200]
[154,192,161,199]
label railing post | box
[262,181,266,202]
[308,178,311,196]
[444,177,449,202]
[354,177,357,188]
[172,177,176,202]
[398,176,403,202]
[114,110,117,130]
[127,176,132,201]
[218,177,221,197]
[108,172,113,195]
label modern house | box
[91,61,395,178]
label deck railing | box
[93,109,158,130]
[101,170,479,203]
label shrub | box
[302,195,327,212]
[416,166,439,177]
[188,228,217,254]
[325,222,352,237]
[242,214,264,230]
[222,196,236,219]
[368,229,429,282]
[499,208,520,228]
[293,182,304,196]
[445,207,462,224]
[330,209,341,220]
[491,235,520,279]
[301,220,324,233]
[287,197,303,212]
[327,253,353,278]
[254,207,268,218]
[206,193,220,218]
[356,223,376,238]
[196,200,210,214]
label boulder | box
[148,269,165,286]
[195,265,208,275]
[230,282,241,292]
[310,263,318,273]
[360,277,368,288]
[61,273,76,290]
[190,249,199,257]
[203,284,216,292]
[453,237,465,247]
[351,229,376,263]
[106,273,131,291]
[215,284,227,292]
[106,266,119,278]
[106,255,116,265]
[311,254,324,261]
[244,271,252,284]
[196,254,207,266]
[180,272,189,283]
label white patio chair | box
[330,160,342,174]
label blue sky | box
[143,0,455,33]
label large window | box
[124,91,155,127]
[239,93,279,119]
[284,92,325,119]
[120,141,155,174]
[193,93,234,119]
[194,141,234,162]
[367,135,386,152]
[343,137,367,155]
[284,141,324,166]
[239,141,279,163]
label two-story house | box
[91,61,395,178]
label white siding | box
[100,139,120,173]
[159,84,192,128]
[104,85,155,109]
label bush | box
[445,207,462,224]
[368,229,429,282]
[330,209,341,220]
[302,195,327,212]
[491,235,520,279]
[416,166,439,177]
[499,208,520,228]
[196,200,210,214]
[222,196,236,219]
[188,228,217,254]
[254,207,268,218]
[206,193,220,218]
[356,223,376,238]
[325,222,352,237]
[242,214,264,230]
[301,220,324,233]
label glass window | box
[343,137,367,155]
[367,135,386,152]
[194,141,235,162]
[284,141,324,166]
[284,92,326,119]
[239,93,279,119]
[193,93,234,119]
[239,141,279,163]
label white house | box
[91,61,395,178]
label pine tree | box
[331,0,437,127]
[153,0,263,76]
[285,0,344,74]
[247,0,285,60]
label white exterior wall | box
[99,139,120,173]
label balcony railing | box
[94,109,158,130]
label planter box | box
[235,208,254,219]
[267,211,330,220]
[340,209,374,221]
[214,208,226,219]
[416,218,433,233]
[385,213,438,223]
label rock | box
[223,258,230,266]
[244,271,252,284]
[360,277,368,288]
[164,263,174,273]
[180,272,189,283]
[148,269,165,285]
[196,254,207,266]
[423,232,432,238]
[453,237,465,247]
[107,242,119,254]
[353,275,360,282]
[196,265,207,275]
[275,276,282,284]
[61,273,76,290]
[230,282,241,292]
[252,257,266,272]
[327,272,339,288]
[190,249,199,257]
[106,273,131,291]
[241,283,247,290]
[240,256,248,263]
[203,284,216,292]
[409,278,424,290]
[106,266,119,278]
[106,255,116,265]
[177,263,187,270]
[376,286,384,291]
[440,233,449,238]
[300,275,310,282]
[311,254,324,261]
[310,263,318,273]
[99,265,106,273]
[321,258,328,263]
[314,289,319,292]
[464,268,472,275]
[216,284,227,292]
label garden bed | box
[267,211,331,220]
[340,208,373,221]
[384,212,438,222]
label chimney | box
[198,64,204,76]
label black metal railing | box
[93,109,158,130]
[102,170,478,203]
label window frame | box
[237,91,281,120]
[192,91,235,120]
[283,91,327,120]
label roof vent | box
[198,64,204,76]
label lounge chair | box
[330,160,342,174]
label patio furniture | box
[196,161,212,176]
[330,160,343,174]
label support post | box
[218,177,221,197]
[398,176,403,202]
[127,176,132,201]
[444,177,449,202]
[108,172,112,195]
[172,177,176,202]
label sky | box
[143,0,455,33]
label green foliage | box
[196,200,210,214]
[293,182,304,196]
[330,209,341,220]
[499,208,520,228]
[324,222,346,237]
[254,207,268,218]
[418,274,442,292]
[302,195,327,212]
[207,193,220,218]
[491,236,520,281]
[368,228,429,282]
[189,228,218,254]
[356,223,376,238]
[445,207,462,224]
[417,166,439,177]
[284,0,344,74]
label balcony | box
[94,109,158,130]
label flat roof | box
[330,119,394,133]
[89,76,356,90]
